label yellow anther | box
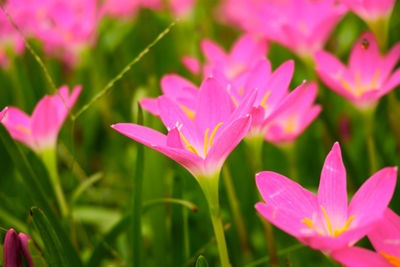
[204,128,210,156]
[380,251,400,267]
[340,77,353,93]
[301,218,313,229]
[371,70,380,90]
[333,216,355,237]
[179,105,195,119]
[355,71,363,97]
[231,95,238,107]
[260,91,271,109]
[16,125,31,135]
[179,131,199,156]
[320,205,333,236]
[209,122,224,148]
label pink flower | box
[0,107,8,122]
[264,82,321,144]
[332,209,400,267]
[256,142,397,253]
[1,85,81,152]
[315,32,400,109]
[200,34,268,89]
[112,77,253,177]
[169,0,196,18]
[339,0,395,23]
[220,0,346,59]
[4,229,34,267]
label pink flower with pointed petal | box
[339,0,395,23]
[332,209,400,267]
[0,107,8,122]
[315,32,400,109]
[200,34,268,89]
[221,0,346,59]
[1,85,81,152]
[264,82,322,145]
[3,229,35,267]
[256,142,397,253]
[113,77,253,177]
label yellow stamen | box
[333,216,355,237]
[371,70,380,90]
[301,218,313,229]
[179,105,195,119]
[231,95,238,107]
[209,122,224,148]
[260,91,271,109]
[355,70,362,97]
[16,125,31,135]
[380,251,400,266]
[179,131,199,155]
[320,205,333,236]
[339,78,353,93]
[204,128,210,156]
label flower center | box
[178,122,224,157]
[340,70,380,97]
[380,251,400,267]
[301,205,355,237]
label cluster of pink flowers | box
[0,0,196,68]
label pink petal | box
[161,74,198,111]
[200,39,227,64]
[349,167,397,229]
[194,77,235,133]
[1,107,35,150]
[139,97,160,116]
[332,246,392,267]
[31,96,62,150]
[243,59,272,100]
[318,142,348,228]
[349,32,381,80]
[111,123,203,176]
[255,171,319,237]
[230,34,268,65]
[380,68,400,97]
[158,96,200,147]
[368,209,400,258]
[205,116,251,172]
[381,42,400,81]
[181,56,201,75]
[166,127,184,149]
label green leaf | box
[70,172,103,205]
[31,207,65,267]
[196,255,209,267]
[27,239,48,267]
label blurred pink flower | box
[332,209,400,267]
[339,0,395,23]
[264,82,321,144]
[256,142,397,253]
[200,34,268,89]
[113,77,254,177]
[169,0,196,18]
[221,0,346,59]
[315,32,400,109]
[1,85,81,152]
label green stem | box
[244,136,278,267]
[360,107,378,175]
[387,93,400,156]
[40,148,69,218]
[222,166,251,257]
[280,143,298,181]
[197,173,231,267]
